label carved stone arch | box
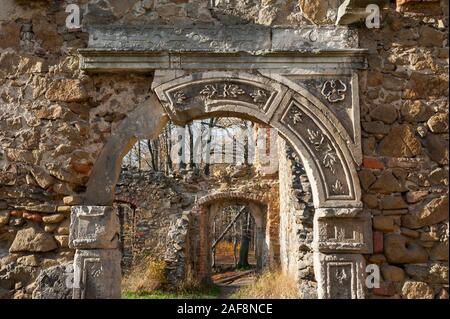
[194,191,269,238]
[153,71,362,209]
[75,71,371,300]
[194,190,269,208]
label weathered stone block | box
[401,281,434,299]
[32,262,73,299]
[0,21,20,50]
[314,252,366,299]
[378,124,422,157]
[0,211,10,226]
[313,210,373,253]
[430,241,449,261]
[373,216,395,232]
[9,224,58,253]
[373,231,384,254]
[370,171,406,194]
[405,263,449,284]
[401,196,449,229]
[69,206,120,249]
[384,234,428,264]
[427,112,449,133]
[45,79,88,103]
[424,133,449,165]
[381,264,405,282]
[42,214,65,224]
[73,249,122,299]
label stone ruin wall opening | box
[113,157,283,287]
[0,0,448,300]
[111,121,315,293]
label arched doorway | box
[185,191,273,285]
[71,30,372,298]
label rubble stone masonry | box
[0,0,448,299]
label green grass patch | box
[122,285,221,299]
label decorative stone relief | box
[306,129,339,174]
[70,206,122,299]
[154,72,288,125]
[155,71,362,209]
[313,209,373,253]
[283,75,357,150]
[321,80,347,103]
[167,80,274,112]
[73,249,122,299]
[314,252,366,299]
[69,206,120,249]
[271,27,359,50]
[280,99,353,201]
[87,25,358,53]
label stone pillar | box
[313,207,373,299]
[69,206,122,299]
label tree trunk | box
[238,211,251,268]
[187,123,195,169]
[204,118,215,175]
[147,140,157,171]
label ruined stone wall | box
[0,0,448,299]
[357,1,449,299]
[115,164,279,282]
[0,1,155,297]
[278,138,316,298]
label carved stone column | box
[313,207,372,299]
[69,206,122,299]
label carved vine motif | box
[322,144,338,174]
[321,80,347,103]
[200,84,219,100]
[307,129,339,174]
[84,260,103,278]
[289,106,303,124]
[200,83,246,100]
[168,82,273,112]
[223,84,245,97]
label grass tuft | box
[122,257,167,295]
[230,269,300,299]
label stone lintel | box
[79,24,367,72]
[87,25,359,53]
[314,252,366,299]
[79,50,368,72]
[69,206,120,249]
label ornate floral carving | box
[222,84,245,97]
[200,83,246,100]
[307,129,338,174]
[250,89,268,104]
[200,84,219,100]
[322,144,338,174]
[289,106,303,124]
[321,80,347,103]
[173,91,186,104]
[331,179,344,195]
[307,129,324,150]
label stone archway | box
[69,25,372,299]
[185,191,273,285]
